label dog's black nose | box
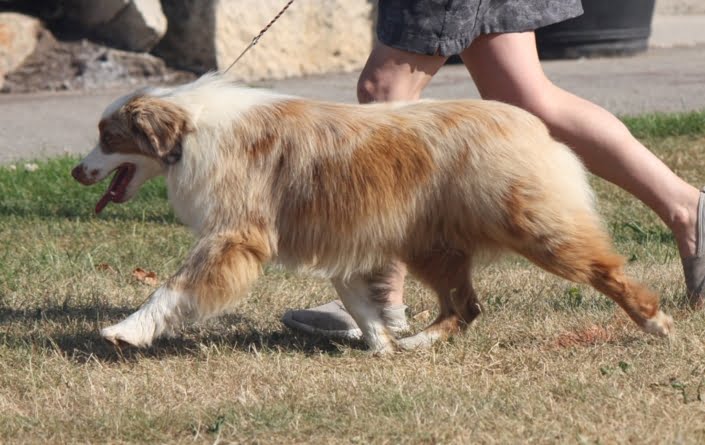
[71,165,90,185]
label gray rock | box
[63,0,130,27]
[154,0,218,74]
[97,0,167,52]
[1,28,195,94]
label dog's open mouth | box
[95,163,136,214]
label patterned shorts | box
[377,0,584,56]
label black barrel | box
[536,0,656,59]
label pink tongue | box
[95,191,113,214]
[95,167,125,214]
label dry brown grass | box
[2,134,705,444]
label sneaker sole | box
[281,311,363,340]
[281,312,410,341]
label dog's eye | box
[100,136,116,154]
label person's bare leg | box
[460,33,700,261]
[357,42,447,104]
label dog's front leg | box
[332,273,399,355]
[101,228,272,347]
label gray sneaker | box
[281,300,409,340]
[683,186,705,308]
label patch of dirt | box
[552,324,615,349]
[1,28,196,93]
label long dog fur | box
[72,74,673,353]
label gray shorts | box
[377,0,584,56]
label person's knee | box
[356,76,381,104]
[356,71,420,104]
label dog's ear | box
[124,96,193,164]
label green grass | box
[622,109,705,139]
[1,111,705,444]
[0,157,174,222]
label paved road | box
[1,45,704,164]
[254,45,705,114]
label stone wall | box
[156,0,376,81]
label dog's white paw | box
[641,310,674,337]
[101,314,156,348]
[101,286,192,348]
[370,341,399,356]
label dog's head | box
[71,93,193,213]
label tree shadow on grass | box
[0,305,358,363]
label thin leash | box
[222,0,295,75]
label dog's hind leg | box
[510,213,673,337]
[101,227,272,347]
[397,250,482,350]
[332,265,402,354]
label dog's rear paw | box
[101,318,154,348]
[641,310,674,337]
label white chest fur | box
[166,171,209,233]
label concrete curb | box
[650,15,705,48]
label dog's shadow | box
[1,305,357,363]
